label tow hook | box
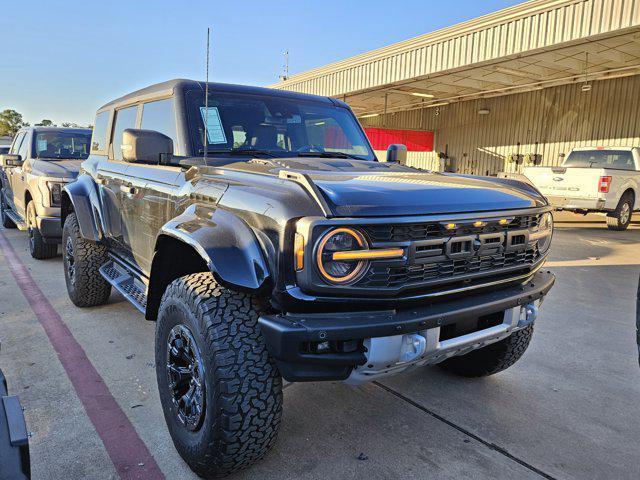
[522,303,538,326]
[399,333,427,363]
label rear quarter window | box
[91,111,110,153]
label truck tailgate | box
[523,166,604,200]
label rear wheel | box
[26,200,57,259]
[155,272,282,478]
[606,194,633,231]
[62,212,111,307]
[439,325,534,377]
[0,193,16,229]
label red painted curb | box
[0,231,165,480]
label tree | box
[35,119,54,126]
[0,109,28,137]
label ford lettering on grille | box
[412,229,529,262]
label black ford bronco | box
[61,79,555,478]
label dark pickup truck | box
[61,79,555,478]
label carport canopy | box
[271,0,640,117]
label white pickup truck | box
[523,147,639,230]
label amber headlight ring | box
[536,212,554,254]
[314,227,369,285]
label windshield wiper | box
[201,148,276,158]
[296,151,365,160]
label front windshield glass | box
[186,90,375,160]
[563,150,636,170]
[34,131,92,160]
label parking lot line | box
[0,231,165,480]
[373,382,556,480]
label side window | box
[17,132,31,160]
[140,98,179,154]
[91,111,110,152]
[231,126,247,148]
[111,106,138,161]
[10,132,25,155]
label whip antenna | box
[204,27,210,161]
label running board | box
[99,260,147,314]
[4,209,27,230]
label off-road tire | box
[439,325,534,377]
[62,212,111,307]
[606,193,634,231]
[26,201,57,259]
[155,272,282,478]
[0,193,16,229]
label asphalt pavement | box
[0,211,638,480]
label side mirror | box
[386,144,407,165]
[0,154,23,167]
[121,129,173,164]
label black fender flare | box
[61,174,102,242]
[157,204,271,293]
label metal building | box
[271,0,640,175]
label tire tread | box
[156,272,282,478]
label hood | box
[222,157,547,217]
[30,159,82,179]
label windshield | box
[186,90,375,160]
[34,131,92,160]
[563,150,636,170]
[0,146,9,154]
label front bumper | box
[36,216,62,243]
[259,270,555,382]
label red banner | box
[364,127,434,152]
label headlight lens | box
[47,182,63,206]
[537,212,553,254]
[316,228,367,284]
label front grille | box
[359,245,539,289]
[347,214,544,293]
[363,215,540,243]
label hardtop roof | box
[98,78,337,112]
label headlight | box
[47,182,63,206]
[537,212,553,254]
[315,228,368,284]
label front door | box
[1,131,26,212]
[12,130,32,219]
[98,105,138,261]
[119,164,182,274]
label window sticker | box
[37,139,47,152]
[199,106,227,144]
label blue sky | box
[0,0,520,126]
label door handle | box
[120,185,139,195]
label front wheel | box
[439,325,534,377]
[606,194,633,231]
[155,272,282,478]
[26,201,57,259]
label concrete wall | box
[362,74,640,175]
